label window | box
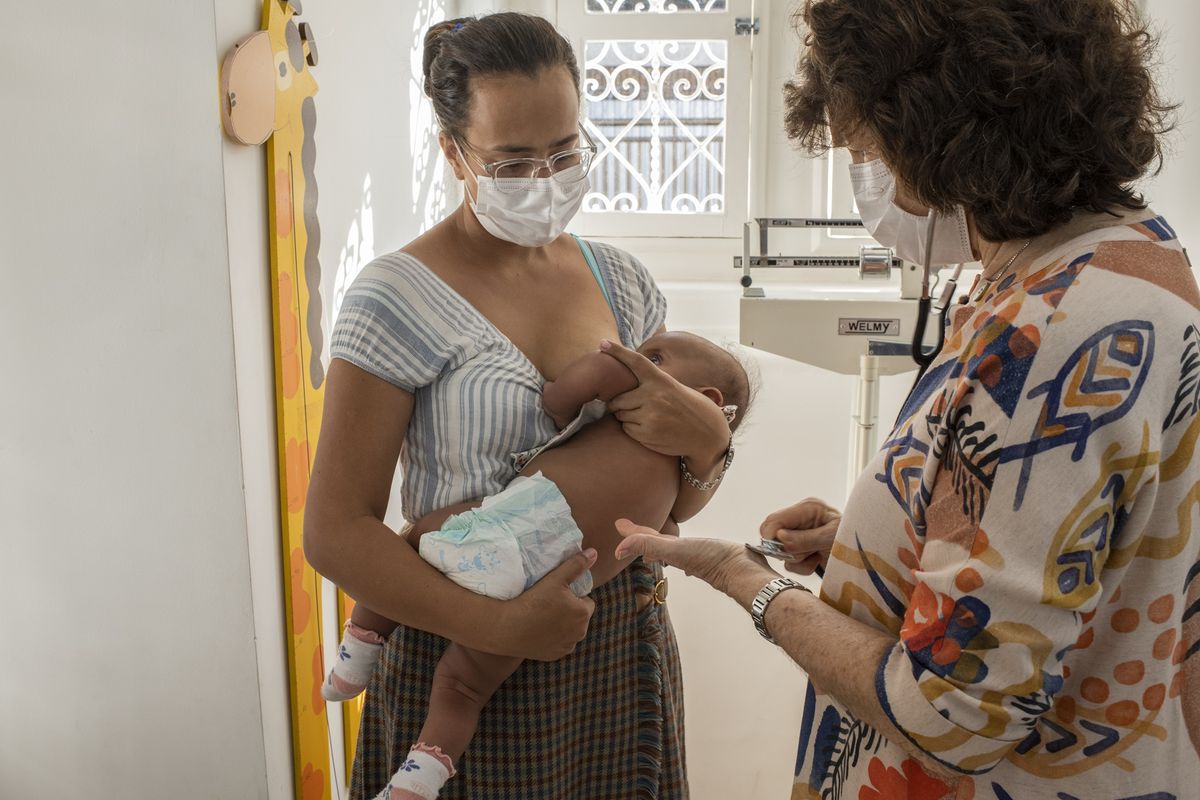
[558,0,753,238]
[583,40,727,216]
[559,0,869,268]
[586,0,728,12]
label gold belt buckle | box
[652,577,668,605]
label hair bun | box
[423,18,471,96]
[420,12,581,139]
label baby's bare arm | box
[543,351,638,428]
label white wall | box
[215,1,450,796]
[1,1,440,797]
[0,3,269,798]
[1142,0,1200,251]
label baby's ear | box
[697,386,725,407]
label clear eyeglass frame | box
[460,128,598,194]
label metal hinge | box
[734,16,760,36]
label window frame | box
[557,0,755,239]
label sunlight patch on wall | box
[410,0,448,233]
[330,174,376,333]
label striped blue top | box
[329,240,668,522]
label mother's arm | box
[304,359,596,661]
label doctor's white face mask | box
[456,141,588,248]
[848,159,974,266]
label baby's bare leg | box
[346,604,400,638]
[382,643,522,798]
[377,500,526,797]
[420,644,524,763]
[322,502,481,704]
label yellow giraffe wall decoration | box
[220,2,361,797]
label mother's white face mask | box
[457,142,589,248]
[848,159,974,266]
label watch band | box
[750,577,808,643]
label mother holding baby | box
[305,12,733,799]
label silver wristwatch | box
[750,577,808,643]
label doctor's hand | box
[494,549,598,661]
[599,340,729,464]
[760,498,841,576]
[614,520,778,600]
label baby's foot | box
[321,621,385,701]
[377,744,456,800]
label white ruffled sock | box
[377,744,456,800]
[321,621,385,701]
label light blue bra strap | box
[572,234,616,316]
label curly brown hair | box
[784,0,1176,241]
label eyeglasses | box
[457,128,597,193]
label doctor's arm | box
[613,523,955,778]
[616,417,1103,781]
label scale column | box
[847,354,881,497]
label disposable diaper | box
[417,472,594,600]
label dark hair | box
[783,0,1176,241]
[719,348,754,435]
[685,334,754,434]
[423,13,581,140]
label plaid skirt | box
[350,559,688,799]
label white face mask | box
[848,159,974,266]
[463,158,589,249]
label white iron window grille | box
[560,0,751,238]
[583,40,727,216]
[586,0,728,12]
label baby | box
[323,331,751,800]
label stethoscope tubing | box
[910,214,963,385]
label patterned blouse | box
[794,212,1200,799]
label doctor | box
[613,0,1199,797]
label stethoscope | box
[910,214,964,385]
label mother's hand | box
[599,340,729,463]
[614,519,778,600]
[491,549,598,661]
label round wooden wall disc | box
[220,30,276,146]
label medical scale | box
[735,217,940,496]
